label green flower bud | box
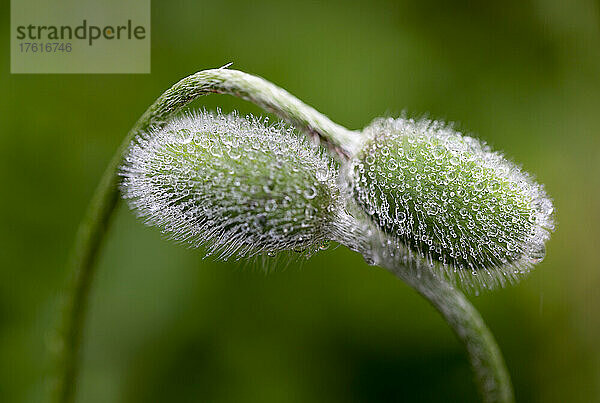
[345,117,555,289]
[121,111,350,259]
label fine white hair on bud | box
[344,117,555,291]
[120,110,355,260]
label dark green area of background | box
[1,0,599,402]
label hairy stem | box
[136,68,360,158]
[54,68,359,403]
[388,264,514,403]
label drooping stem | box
[387,263,514,403]
[135,68,360,159]
[53,68,359,403]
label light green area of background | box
[1,0,599,402]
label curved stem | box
[137,68,360,159]
[387,264,514,403]
[53,68,359,403]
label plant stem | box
[53,68,359,403]
[136,68,360,159]
[387,263,514,403]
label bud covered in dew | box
[344,117,555,290]
[120,111,352,259]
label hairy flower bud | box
[345,117,555,289]
[121,111,351,259]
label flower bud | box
[121,111,348,259]
[345,117,555,289]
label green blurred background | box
[1,0,599,401]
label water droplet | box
[265,200,277,212]
[397,211,407,223]
[528,244,546,264]
[304,186,317,199]
[316,168,329,182]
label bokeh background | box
[1,0,599,402]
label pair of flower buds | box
[121,110,554,291]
